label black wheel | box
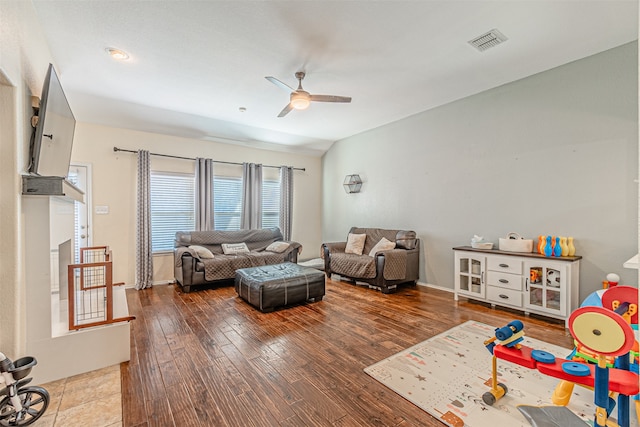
[497,382,508,395]
[482,391,496,406]
[0,386,49,426]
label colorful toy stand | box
[482,286,639,427]
[569,303,636,427]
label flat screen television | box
[28,63,76,177]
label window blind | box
[67,171,81,262]
[150,171,195,252]
[213,176,242,231]
[213,176,280,231]
[262,180,280,229]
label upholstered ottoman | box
[235,262,325,312]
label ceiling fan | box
[265,72,352,117]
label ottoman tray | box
[235,262,325,312]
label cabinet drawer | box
[486,286,522,308]
[486,271,522,291]
[487,257,523,274]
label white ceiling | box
[32,1,638,156]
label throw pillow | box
[221,242,250,255]
[368,237,396,257]
[266,241,290,253]
[188,245,214,259]
[345,233,366,255]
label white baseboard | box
[153,279,176,286]
[123,279,175,289]
[416,281,455,293]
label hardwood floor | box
[121,277,573,427]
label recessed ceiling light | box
[106,47,130,61]
[239,107,247,113]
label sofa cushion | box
[368,237,396,257]
[345,233,367,255]
[395,230,417,250]
[349,227,399,256]
[189,245,215,259]
[266,241,290,253]
[175,228,285,254]
[222,243,250,254]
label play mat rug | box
[364,320,637,427]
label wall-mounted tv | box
[28,63,76,177]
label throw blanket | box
[330,249,407,280]
[201,252,285,281]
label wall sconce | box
[343,174,362,193]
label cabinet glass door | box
[525,262,565,316]
[456,254,484,298]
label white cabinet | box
[454,247,581,325]
[454,252,486,299]
[524,261,568,318]
[486,256,523,309]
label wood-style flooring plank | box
[123,277,572,427]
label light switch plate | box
[95,205,109,214]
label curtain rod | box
[112,147,305,171]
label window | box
[67,170,82,262]
[213,176,280,231]
[262,180,280,229]
[150,172,195,252]
[149,173,279,239]
[213,176,242,231]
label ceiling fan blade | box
[310,94,352,103]
[265,76,295,93]
[277,103,293,118]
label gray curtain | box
[241,162,262,229]
[135,150,153,289]
[195,158,213,231]
[279,166,294,241]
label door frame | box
[69,162,93,255]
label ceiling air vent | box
[468,29,508,52]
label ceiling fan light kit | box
[265,71,351,117]
[290,92,311,110]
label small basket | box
[9,356,37,380]
[498,232,533,253]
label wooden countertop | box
[453,246,582,261]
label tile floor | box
[35,364,122,427]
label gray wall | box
[322,42,638,302]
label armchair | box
[322,227,420,293]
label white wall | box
[71,123,323,286]
[322,42,638,302]
[0,0,56,358]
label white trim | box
[416,281,455,293]
[152,279,176,286]
[70,162,93,247]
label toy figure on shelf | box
[481,285,639,427]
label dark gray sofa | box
[174,228,301,292]
[322,227,420,293]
